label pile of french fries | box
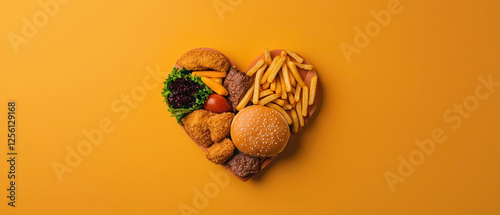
[236,49,318,133]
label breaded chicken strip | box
[177,49,230,73]
[182,110,215,147]
[208,112,234,142]
[206,138,235,164]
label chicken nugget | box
[207,112,235,142]
[205,138,235,164]
[177,49,230,73]
[182,110,215,147]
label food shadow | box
[251,80,325,182]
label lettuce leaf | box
[161,67,212,125]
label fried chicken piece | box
[182,110,215,147]
[207,112,235,142]
[177,49,230,73]
[228,152,262,177]
[205,138,235,164]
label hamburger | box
[230,105,290,157]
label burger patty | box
[223,67,253,112]
[228,152,262,177]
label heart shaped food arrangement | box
[162,48,320,181]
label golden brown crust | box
[205,138,235,164]
[207,112,235,142]
[177,49,230,73]
[182,110,216,147]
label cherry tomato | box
[204,94,232,113]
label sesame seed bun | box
[230,105,290,157]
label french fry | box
[210,77,223,84]
[266,103,293,125]
[287,61,306,87]
[259,89,274,98]
[282,86,288,99]
[283,104,292,110]
[262,82,270,90]
[264,49,272,65]
[192,71,227,78]
[286,49,304,63]
[294,86,301,102]
[270,78,276,91]
[302,86,308,117]
[276,75,282,94]
[201,76,228,96]
[246,59,265,77]
[257,94,281,106]
[252,63,267,79]
[253,65,265,104]
[266,51,287,83]
[282,63,292,92]
[261,56,280,84]
[278,71,287,99]
[272,98,285,106]
[294,62,313,70]
[309,76,317,105]
[296,101,304,127]
[289,70,296,87]
[236,85,254,111]
[287,92,295,105]
[290,109,299,133]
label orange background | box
[1,0,500,214]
